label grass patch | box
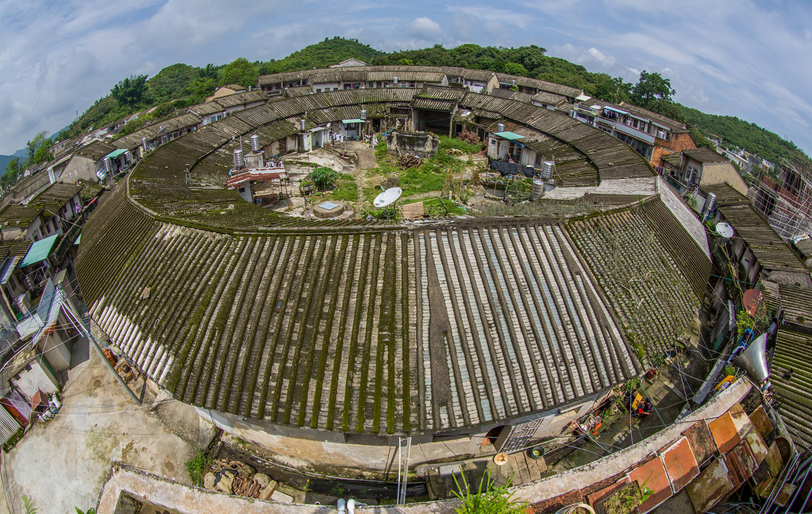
[185,448,211,486]
[438,134,482,154]
[323,174,358,202]
[370,141,467,201]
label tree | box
[1,158,21,189]
[188,78,217,103]
[631,70,675,105]
[27,131,53,165]
[199,63,218,79]
[220,58,258,88]
[111,75,148,106]
[502,62,529,77]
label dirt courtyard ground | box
[0,342,213,514]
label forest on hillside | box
[7,36,807,179]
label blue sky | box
[1,0,811,159]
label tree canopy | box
[220,58,258,88]
[111,75,148,107]
[27,131,53,165]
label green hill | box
[678,105,810,168]
[49,38,810,173]
[258,37,384,74]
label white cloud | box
[409,17,442,41]
[0,0,811,158]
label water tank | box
[393,76,398,84]
[532,179,544,200]
[704,192,717,217]
[233,149,244,169]
[300,119,306,131]
[360,109,367,120]
[541,161,555,180]
[141,137,147,152]
[497,123,505,133]
[250,134,261,152]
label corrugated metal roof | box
[772,329,812,448]
[20,233,59,267]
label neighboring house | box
[113,113,202,158]
[0,170,52,208]
[749,159,812,241]
[668,148,748,195]
[570,98,696,168]
[188,90,267,126]
[30,182,84,235]
[494,73,583,102]
[0,204,46,242]
[703,183,809,290]
[55,140,123,184]
[329,58,367,68]
[205,84,247,102]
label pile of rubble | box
[398,155,422,169]
[203,459,277,500]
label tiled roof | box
[701,183,752,207]
[684,148,728,164]
[73,140,117,162]
[718,204,808,272]
[114,113,202,150]
[0,204,42,227]
[75,81,704,436]
[772,329,812,448]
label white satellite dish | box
[715,222,734,239]
[374,187,402,208]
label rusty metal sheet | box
[765,441,784,478]
[749,405,773,438]
[754,474,775,499]
[725,450,745,489]
[629,456,672,513]
[709,411,741,454]
[683,420,716,465]
[775,483,797,507]
[686,458,735,513]
[730,442,758,482]
[586,476,629,509]
[729,403,755,438]
[743,429,769,464]
[660,437,700,494]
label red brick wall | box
[651,132,696,168]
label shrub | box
[185,449,210,486]
[311,167,338,191]
[452,470,527,514]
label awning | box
[0,256,21,285]
[20,234,59,267]
[104,149,127,159]
[494,131,526,141]
[342,119,364,124]
[603,106,629,115]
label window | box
[316,88,321,93]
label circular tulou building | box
[75,66,711,474]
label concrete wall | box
[12,361,59,398]
[657,176,711,260]
[386,131,439,159]
[196,407,480,476]
[700,162,749,196]
[98,380,754,514]
[62,155,101,184]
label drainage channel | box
[215,443,429,504]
